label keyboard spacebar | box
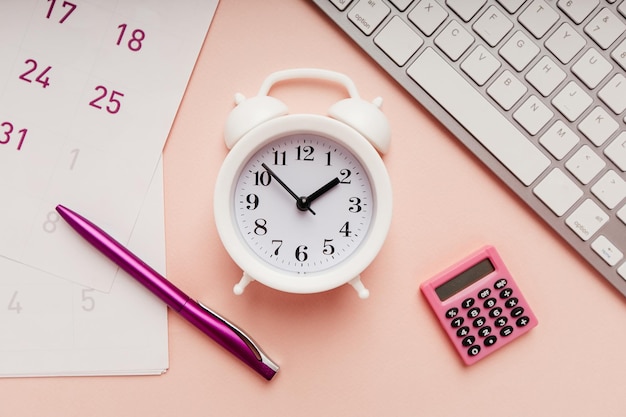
[407,48,550,186]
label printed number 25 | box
[89,86,123,114]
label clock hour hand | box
[261,163,316,215]
[298,177,340,212]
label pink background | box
[4,1,626,415]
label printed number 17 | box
[46,0,77,24]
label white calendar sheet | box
[0,0,218,292]
[0,161,168,376]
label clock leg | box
[349,276,370,299]
[233,272,254,295]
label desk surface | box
[4,1,626,416]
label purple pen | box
[56,204,279,380]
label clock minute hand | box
[261,163,315,215]
[299,177,340,212]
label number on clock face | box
[234,134,374,274]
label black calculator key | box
[500,326,514,337]
[489,307,503,318]
[467,345,481,357]
[462,336,476,347]
[462,298,475,309]
[484,335,497,347]
[467,307,481,318]
[478,326,491,337]
[494,316,508,327]
[511,306,524,318]
[477,288,491,299]
[446,307,459,318]
[499,288,513,299]
[505,297,519,308]
[451,317,464,328]
[483,297,497,308]
[457,326,470,337]
[516,316,531,327]
[473,316,486,327]
[494,278,507,289]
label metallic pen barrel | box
[55,204,278,380]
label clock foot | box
[349,276,370,299]
[234,272,254,295]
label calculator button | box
[473,316,487,327]
[457,326,470,337]
[468,345,481,357]
[462,335,476,347]
[500,326,514,337]
[511,306,525,318]
[505,297,519,308]
[446,307,459,318]
[478,326,492,337]
[516,316,531,327]
[494,316,508,327]
[468,307,481,318]
[499,288,513,299]
[484,335,497,347]
[478,288,491,299]
[462,297,475,308]
[489,307,503,318]
[494,278,508,289]
[451,317,465,327]
[483,297,497,308]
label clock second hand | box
[261,163,316,215]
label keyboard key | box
[552,81,592,122]
[584,8,625,49]
[518,0,559,39]
[407,47,550,185]
[611,38,626,70]
[472,5,513,47]
[525,56,566,96]
[591,170,626,209]
[566,145,606,184]
[513,95,553,135]
[408,0,448,36]
[539,120,579,160]
[557,0,599,24]
[599,74,626,114]
[618,205,626,224]
[578,106,619,146]
[348,0,390,35]
[446,0,486,22]
[375,16,423,66]
[534,168,583,216]
[487,70,527,110]
[572,48,613,89]
[499,30,540,71]
[435,20,475,61]
[565,199,609,241]
[496,0,526,13]
[604,132,626,171]
[545,23,587,64]
[329,0,354,10]
[592,235,623,266]
[461,45,501,86]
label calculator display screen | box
[435,258,495,301]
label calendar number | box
[19,59,52,89]
[46,0,77,24]
[89,86,124,114]
[116,24,145,52]
[8,291,23,314]
[81,289,95,312]
[43,211,60,233]
[1,121,27,151]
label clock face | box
[233,133,374,274]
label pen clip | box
[197,301,279,375]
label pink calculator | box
[420,246,538,365]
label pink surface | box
[4,1,626,415]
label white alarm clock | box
[214,69,392,298]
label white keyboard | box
[312,0,626,297]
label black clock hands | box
[261,163,316,214]
[298,177,340,212]
[261,163,340,215]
